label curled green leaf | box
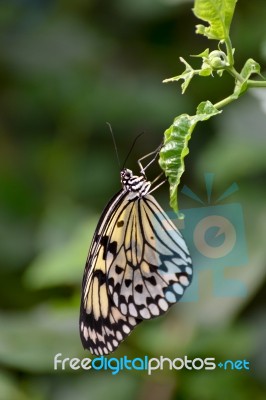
[234,59,262,96]
[159,101,221,213]
[193,0,237,40]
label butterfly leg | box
[149,174,167,194]
[138,142,163,175]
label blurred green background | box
[0,0,266,399]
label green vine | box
[159,0,266,213]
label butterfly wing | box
[80,190,141,356]
[107,193,193,319]
[80,188,193,356]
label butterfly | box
[80,155,192,356]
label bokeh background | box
[0,0,266,399]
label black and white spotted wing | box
[80,168,193,356]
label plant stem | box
[214,94,237,109]
[224,37,234,66]
[247,80,266,88]
[226,66,244,82]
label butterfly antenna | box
[106,122,121,170]
[122,132,145,169]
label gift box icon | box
[168,173,248,301]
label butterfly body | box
[80,168,192,356]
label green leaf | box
[234,58,261,96]
[193,0,238,40]
[159,101,221,213]
[163,57,196,93]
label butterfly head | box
[121,168,133,183]
[121,168,151,197]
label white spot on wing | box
[89,329,97,344]
[116,331,123,340]
[173,282,183,295]
[83,327,89,341]
[128,317,137,326]
[149,303,160,316]
[129,303,138,317]
[140,308,151,319]
[98,347,103,355]
[113,292,119,306]
[158,298,168,311]
[165,291,176,303]
[120,303,127,314]
[123,325,130,334]
[180,275,190,286]
[186,266,192,275]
